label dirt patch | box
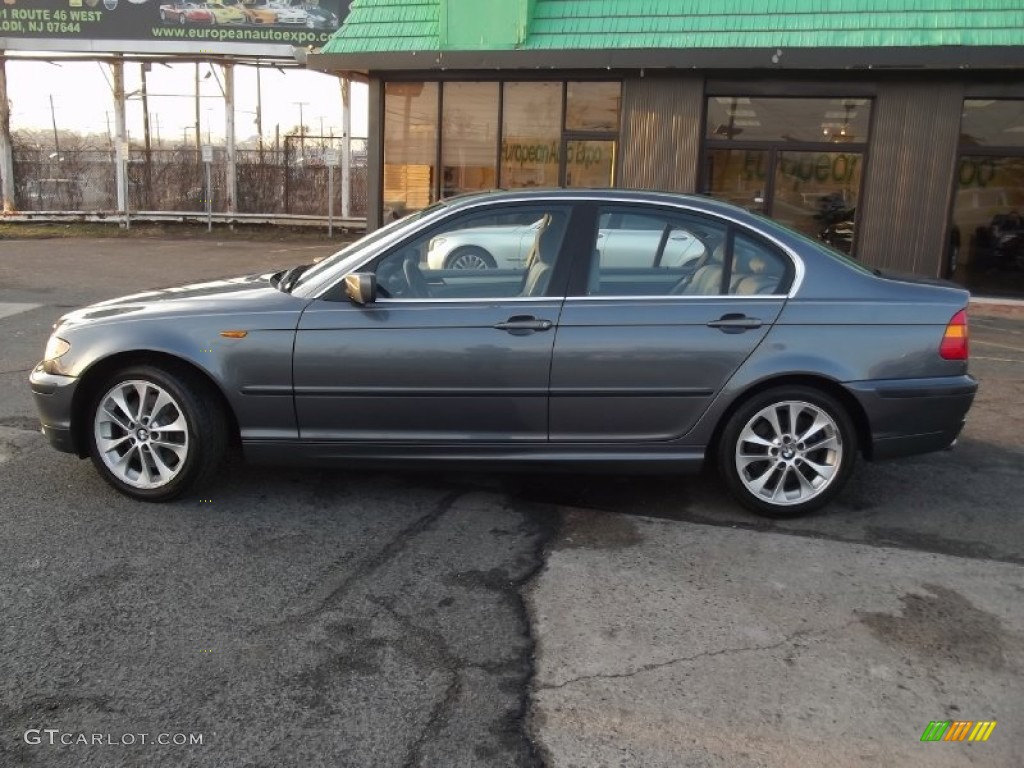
[858,584,1011,671]
[555,507,644,551]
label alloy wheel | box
[93,379,190,490]
[734,400,843,507]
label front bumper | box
[29,364,81,455]
[845,375,978,461]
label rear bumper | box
[845,375,977,461]
[29,364,81,455]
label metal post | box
[328,162,334,238]
[0,57,16,213]
[224,62,236,215]
[205,158,212,232]
[112,58,128,224]
[341,76,351,219]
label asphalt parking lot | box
[1,236,1022,767]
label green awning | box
[321,0,1024,55]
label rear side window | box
[728,234,790,295]
[584,206,727,296]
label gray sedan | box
[30,190,977,517]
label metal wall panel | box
[620,76,705,193]
[857,81,964,275]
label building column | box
[224,62,237,214]
[0,56,16,212]
[367,75,384,230]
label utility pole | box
[194,62,201,157]
[294,100,308,158]
[112,57,128,224]
[255,65,264,160]
[224,62,236,215]
[49,94,61,159]
[340,76,351,219]
[140,63,152,208]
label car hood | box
[55,272,303,330]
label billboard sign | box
[0,0,351,56]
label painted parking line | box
[0,303,40,321]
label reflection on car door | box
[550,205,788,441]
[293,204,574,443]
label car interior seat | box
[520,214,555,296]
[672,242,725,295]
[733,254,785,295]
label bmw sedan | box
[30,190,977,517]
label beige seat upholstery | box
[733,254,785,295]
[520,214,555,296]
[673,243,725,295]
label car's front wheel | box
[445,246,496,270]
[88,365,228,502]
[718,386,857,518]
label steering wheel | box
[402,256,431,298]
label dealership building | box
[310,0,1024,296]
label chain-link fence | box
[11,136,368,219]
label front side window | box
[371,205,571,300]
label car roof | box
[438,188,761,222]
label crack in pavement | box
[403,672,464,768]
[260,489,467,633]
[536,619,862,692]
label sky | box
[6,57,369,147]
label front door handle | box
[493,315,553,334]
[706,313,763,333]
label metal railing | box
[10,136,369,225]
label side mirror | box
[344,273,377,305]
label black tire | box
[87,364,229,502]
[717,385,857,518]
[444,246,497,270]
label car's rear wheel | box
[718,386,856,518]
[88,365,228,502]
[445,246,496,270]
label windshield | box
[290,205,445,293]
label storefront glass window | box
[501,82,562,188]
[441,82,499,198]
[565,139,616,187]
[706,97,871,144]
[704,96,870,255]
[566,82,621,132]
[773,151,861,252]
[961,100,1024,148]
[384,82,438,217]
[951,155,1024,294]
[705,149,768,214]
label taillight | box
[939,309,969,360]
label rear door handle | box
[706,313,763,333]
[493,315,553,334]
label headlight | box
[43,336,71,361]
